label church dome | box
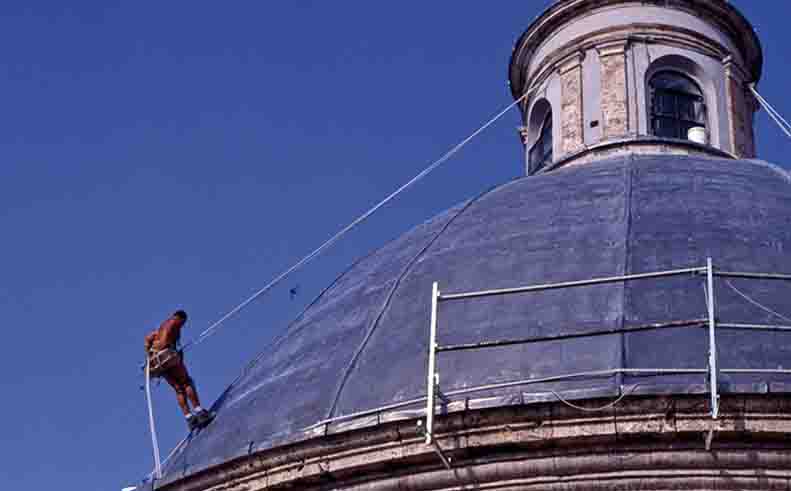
[160,154,791,481]
[144,2,791,489]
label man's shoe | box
[195,409,215,428]
[186,414,200,431]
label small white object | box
[122,487,137,491]
[688,126,709,144]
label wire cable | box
[750,85,791,135]
[147,435,190,482]
[749,84,791,139]
[151,89,537,479]
[549,384,640,412]
[182,90,533,352]
[725,279,791,324]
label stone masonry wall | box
[726,60,757,158]
[166,395,791,491]
[559,53,585,155]
[599,42,629,139]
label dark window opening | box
[528,113,553,173]
[649,71,707,140]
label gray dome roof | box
[162,155,791,481]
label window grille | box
[649,71,707,140]
[528,113,553,173]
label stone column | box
[559,52,585,155]
[598,41,629,139]
[724,56,757,158]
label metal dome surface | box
[160,155,791,482]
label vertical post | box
[706,258,719,419]
[426,282,440,445]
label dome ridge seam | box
[324,187,497,419]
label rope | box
[724,279,791,324]
[749,84,791,139]
[148,435,190,481]
[144,359,163,480]
[151,89,537,479]
[150,237,403,480]
[182,89,533,352]
[549,384,640,412]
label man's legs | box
[163,371,192,416]
[165,361,212,429]
[183,377,202,409]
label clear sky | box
[1,1,789,489]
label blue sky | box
[1,2,789,489]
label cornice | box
[509,0,763,100]
[536,136,736,174]
[155,395,791,491]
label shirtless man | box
[145,310,212,430]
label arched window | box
[649,71,707,140]
[528,111,553,173]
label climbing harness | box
[146,348,181,378]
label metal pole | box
[429,437,452,470]
[714,271,791,281]
[426,282,440,445]
[415,420,452,470]
[442,368,707,398]
[722,368,791,374]
[707,258,719,419]
[304,368,708,431]
[718,323,791,332]
[439,267,706,301]
[437,319,708,353]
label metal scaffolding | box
[423,258,791,445]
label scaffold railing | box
[423,258,791,445]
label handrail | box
[301,365,791,433]
[715,271,791,281]
[424,260,791,441]
[718,323,791,332]
[439,267,706,301]
[437,319,707,353]
[304,367,705,431]
[305,264,791,456]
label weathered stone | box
[559,53,585,155]
[598,42,629,140]
[173,395,791,491]
[725,57,758,158]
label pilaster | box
[597,40,630,140]
[724,56,757,158]
[559,52,585,155]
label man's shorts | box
[148,348,181,378]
